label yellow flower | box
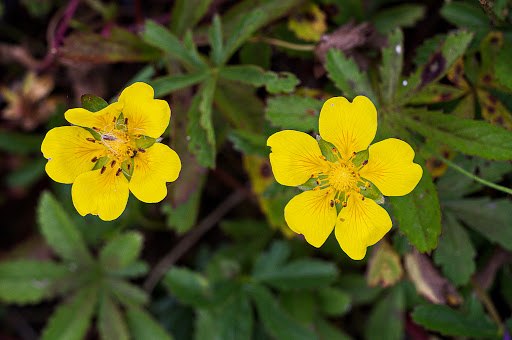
[41,82,181,221]
[267,96,422,260]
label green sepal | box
[121,158,134,179]
[81,94,109,112]
[135,135,157,149]
[84,127,102,141]
[317,137,338,162]
[115,113,127,132]
[92,156,109,170]
[352,149,369,167]
[297,178,318,191]
[359,179,384,202]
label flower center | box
[327,161,359,192]
[101,128,136,161]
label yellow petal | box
[359,138,423,196]
[41,126,105,184]
[72,166,129,221]
[267,130,326,186]
[118,82,170,138]
[129,143,181,203]
[284,189,337,247]
[335,195,392,260]
[319,96,377,159]
[65,102,123,130]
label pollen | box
[327,160,359,192]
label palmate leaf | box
[98,295,129,340]
[170,0,213,36]
[390,164,441,252]
[150,72,210,98]
[163,267,213,308]
[126,307,174,340]
[219,65,299,93]
[37,192,93,265]
[379,29,404,104]
[99,232,143,272]
[209,15,224,66]
[265,95,322,132]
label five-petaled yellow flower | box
[41,82,181,221]
[267,96,422,260]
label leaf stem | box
[439,155,512,195]
[471,277,504,335]
[249,36,316,51]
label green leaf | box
[240,42,271,69]
[6,157,46,188]
[110,261,149,278]
[325,49,376,102]
[170,0,213,36]
[281,290,315,323]
[365,285,405,340]
[373,4,426,33]
[265,95,322,132]
[412,298,498,337]
[142,20,205,70]
[163,267,212,307]
[0,131,42,155]
[252,241,290,276]
[81,94,108,112]
[219,65,298,93]
[0,260,69,304]
[150,72,210,97]
[213,290,253,340]
[220,9,267,64]
[265,72,300,94]
[379,29,403,104]
[496,44,512,91]
[317,287,351,317]
[315,319,352,340]
[228,129,268,156]
[253,259,338,290]
[108,279,149,307]
[390,166,441,252]
[187,82,216,168]
[406,83,466,104]
[209,15,224,65]
[445,198,512,251]
[433,213,476,286]
[199,76,217,152]
[337,274,383,306]
[246,284,318,340]
[98,295,129,340]
[366,242,403,287]
[126,307,174,340]
[440,1,490,31]
[402,110,512,160]
[37,192,93,264]
[99,232,143,272]
[42,285,98,340]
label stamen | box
[124,118,128,125]
[102,134,116,141]
[361,196,365,201]
[92,127,100,131]
[335,199,340,204]
[91,156,98,162]
[342,201,347,207]
[365,182,371,188]
[100,166,106,174]
[131,150,138,158]
[127,163,131,170]
[316,179,321,185]
[86,138,96,143]
[113,116,117,123]
[116,168,122,176]
[138,148,146,153]
[110,160,116,168]
[362,160,368,166]
[330,200,335,207]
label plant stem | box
[249,36,316,51]
[471,277,504,335]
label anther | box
[112,116,117,123]
[362,160,368,166]
[116,168,122,176]
[313,187,320,191]
[138,148,146,153]
[86,138,96,143]
[311,174,315,178]
[110,160,116,168]
[335,199,340,204]
[124,118,128,125]
[342,201,347,207]
[365,182,371,188]
[332,147,337,153]
[131,150,138,158]
[92,127,100,131]
[316,179,321,185]
[361,196,365,201]
[330,200,335,207]
[91,156,98,162]
[127,163,131,170]
[100,166,106,174]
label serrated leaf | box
[38,192,93,264]
[440,1,490,31]
[433,213,476,286]
[379,29,403,104]
[402,109,512,160]
[246,284,318,340]
[228,129,268,156]
[412,298,498,337]
[0,260,70,304]
[81,94,108,112]
[366,241,403,288]
[108,279,149,307]
[325,49,376,102]
[170,0,213,36]
[163,267,212,307]
[219,9,267,64]
[142,20,205,70]
[42,285,98,340]
[265,72,299,94]
[99,232,143,272]
[445,198,512,251]
[265,95,322,132]
[98,295,129,340]
[317,287,351,317]
[390,166,441,252]
[150,72,210,97]
[373,4,425,33]
[219,65,298,93]
[126,307,174,340]
[365,285,405,340]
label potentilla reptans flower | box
[41,82,181,221]
[267,96,422,260]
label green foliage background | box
[1,0,512,339]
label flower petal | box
[65,102,123,130]
[335,195,392,260]
[284,189,337,247]
[359,138,423,196]
[72,166,129,221]
[319,96,377,159]
[41,126,105,184]
[118,82,170,138]
[129,143,181,203]
[267,130,326,187]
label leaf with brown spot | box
[366,241,403,287]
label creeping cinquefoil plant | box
[41,82,181,221]
[267,96,422,259]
